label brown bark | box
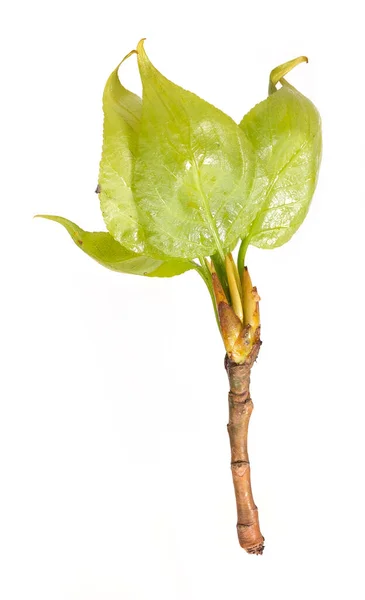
[225,339,265,555]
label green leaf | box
[36,215,194,277]
[239,59,322,250]
[268,56,308,95]
[132,39,256,261]
[98,51,145,253]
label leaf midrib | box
[175,98,226,262]
[191,157,225,262]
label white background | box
[1,1,365,598]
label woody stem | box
[225,346,265,555]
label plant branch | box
[225,343,264,555]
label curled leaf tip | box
[121,49,138,64]
[136,39,150,71]
[269,56,309,94]
[136,38,147,54]
[112,49,138,79]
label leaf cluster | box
[37,42,321,281]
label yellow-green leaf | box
[239,59,322,250]
[98,52,144,253]
[36,216,194,277]
[132,40,256,260]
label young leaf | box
[268,56,308,94]
[239,59,322,251]
[36,215,194,277]
[98,52,145,253]
[132,40,256,261]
